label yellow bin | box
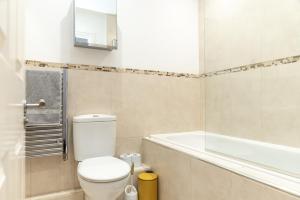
[138,172,158,200]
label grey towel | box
[26,70,62,125]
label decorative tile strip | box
[25,54,300,79]
[25,60,200,79]
[202,55,300,78]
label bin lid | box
[138,173,158,181]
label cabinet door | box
[0,0,25,199]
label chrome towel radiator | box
[24,69,68,160]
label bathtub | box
[146,131,300,197]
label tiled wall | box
[204,0,300,73]
[25,67,203,197]
[203,0,300,148]
[142,139,300,200]
[205,61,300,148]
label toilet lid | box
[78,156,130,183]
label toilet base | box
[84,194,123,200]
[79,174,129,200]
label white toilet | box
[73,114,130,200]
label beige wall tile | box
[26,160,31,197]
[229,70,261,140]
[29,157,63,196]
[230,173,300,200]
[260,0,300,61]
[205,62,300,148]
[142,139,300,200]
[203,0,300,147]
[67,70,114,116]
[190,158,233,200]
[27,69,202,197]
[261,63,300,147]
[142,140,193,200]
[205,74,232,134]
[60,152,78,191]
[116,137,142,155]
[27,155,81,198]
[113,73,202,138]
[204,0,300,72]
[199,78,206,129]
[113,73,171,138]
[204,0,263,71]
[191,157,300,200]
[167,77,202,132]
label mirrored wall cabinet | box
[74,0,117,50]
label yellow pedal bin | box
[138,172,158,200]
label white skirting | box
[26,189,84,200]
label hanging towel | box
[26,70,62,125]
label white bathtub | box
[146,131,300,197]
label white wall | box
[76,0,116,14]
[25,0,200,74]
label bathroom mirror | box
[74,0,117,50]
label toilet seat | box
[78,156,130,183]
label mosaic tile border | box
[26,55,300,79]
[25,60,200,79]
[201,55,300,78]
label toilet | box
[73,114,130,200]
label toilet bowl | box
[77,156,130,200]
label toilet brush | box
[124,163,138,200]
[130,162,134,185]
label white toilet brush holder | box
[124,185,138,200]
[124,162,138,200]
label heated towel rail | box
[24,69,68,160]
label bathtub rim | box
[145,131,300,197]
